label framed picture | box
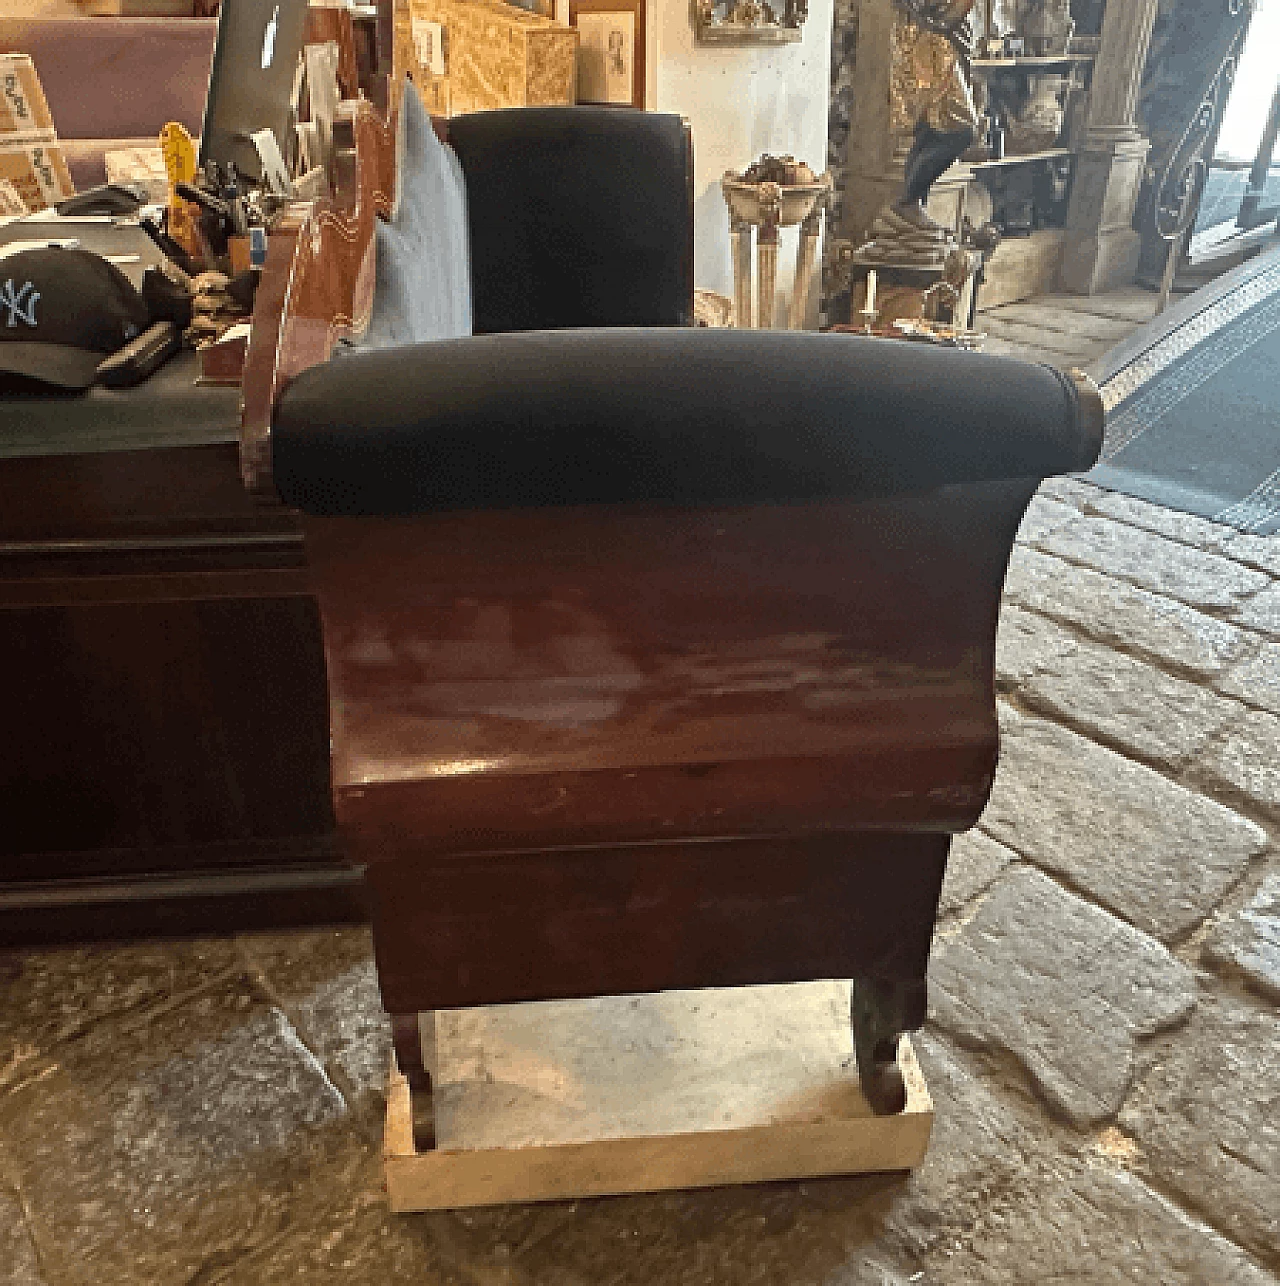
[569,0,645,110]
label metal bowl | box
[720,173,831,227]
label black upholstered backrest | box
[446,108,694,333]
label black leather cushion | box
[446,109,694,333]
[273,329,1104,516]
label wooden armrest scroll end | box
[239,98,395,499]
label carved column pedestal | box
[837,0,898,248]
[1059,127,1150,294]
[756,183,782,332]
[722,171,831,328]
[1058,0,1161,294]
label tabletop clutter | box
[0,35,341,395]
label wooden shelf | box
[973,54,1095,69]
[971,147,1073,169]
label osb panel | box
[406,0,576,115]
[526,26,577,106]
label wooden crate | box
[384,981,934,1211]
[405,0,577,116]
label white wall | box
[651,0,833,325]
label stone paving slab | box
[217,1166,458,1286]
[922,1165,1278,1286]
[1003,546,1252,679]
[1219,638,1280,717]
[240,928,390,1123]
[1219,532,1280,578]
[1237,584,1280,639]
[1080,489,1280,580]
[983,707,1268,941]
[0,1187,46,1286]
[1035,475,1104,507]
[1204,871,1280,1001]
[938,830,1018,919]
[0,982,366,1286]
[930,868,1196,1126]
[1120,994,1280,1266]
[0,940,239,1072]
[1037,516,1271,612]
[1084,489,1240,551]
[994,604,1079,688]
[1202,707,1280,817]
[1014,494,1078,544]
[1020,636,1241,768]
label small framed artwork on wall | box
[569,0,645,109]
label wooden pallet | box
[383,981,934,1212]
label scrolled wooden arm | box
[239,97,396,496]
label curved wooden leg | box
[391,1011,430,1089]
[850,980,908,1115]
[391,1011,438,1150]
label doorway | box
[1192,0,1280,247]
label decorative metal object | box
[1135,0,1258,295]
[721,155,831,328]
[695,0,808,45]
[1148,14,1255,311]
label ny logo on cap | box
[0,279,39,328]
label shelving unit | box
[959,46,1096,306]
[972,53,1094,69]
[971,146,1071,169]
[837,0,1123,307]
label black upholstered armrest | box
[272,328,1104,516]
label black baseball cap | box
[0,245,149,391]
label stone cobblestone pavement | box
[1,479,1278,1285]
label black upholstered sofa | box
[264,86,1105,1115]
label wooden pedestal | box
[383,981,934,1212]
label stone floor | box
[978,286,1162,369]
[3,471,1279,1282]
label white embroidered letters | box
[0,280,39,328]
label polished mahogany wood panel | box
[302,479,1036,863]
[0,589,333,879]
[0,440,338,911]
[0,442,299,545]
[366,831,949,1016]
[241,99,395,495]
[0,863,363,948]
[305,5,362,100]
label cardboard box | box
[404,0,577,116]
[77,1,196,14]
[0,55,73,210]
[0,177,26,216]
[0,53,55,137]
[104,146,170,204]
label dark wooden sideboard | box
[0,1,391,946]
[0,367,361,945]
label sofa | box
[252,85,1105,1115]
